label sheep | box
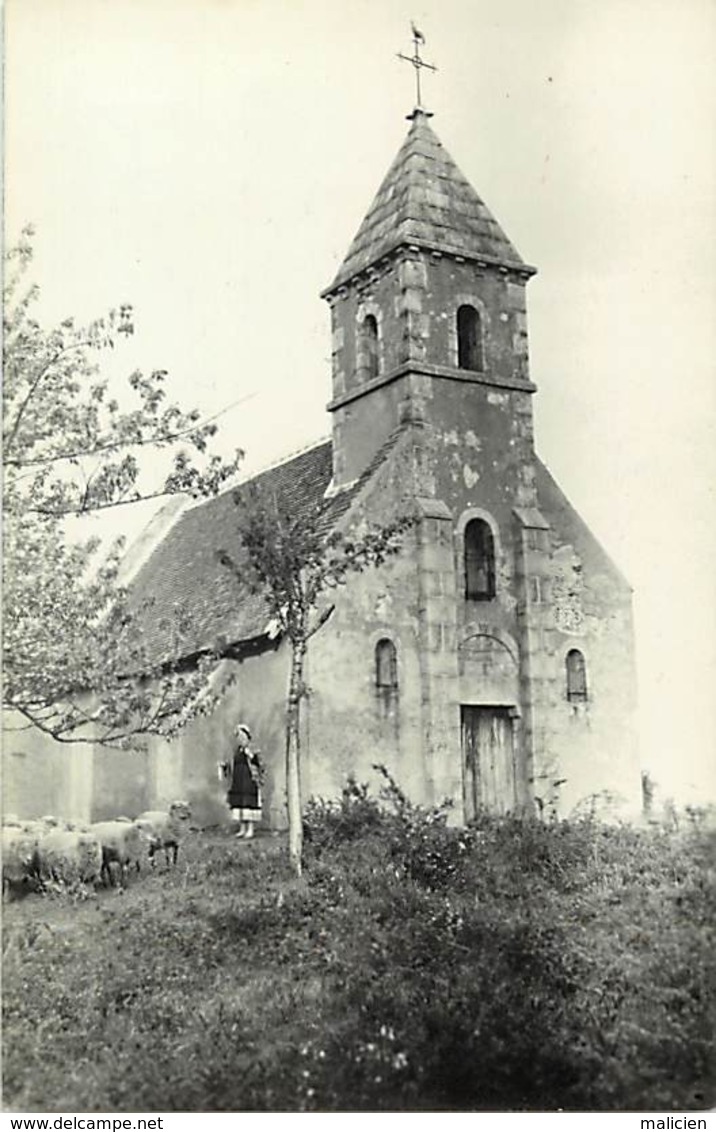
[39,815,62,829]
[134,801,192,868]
[90,820,145,887]
[65,819,92,833]
[2,825,41,895]
[35,828,102,887]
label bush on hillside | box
[300,771,715,1110]
[303,775,384,850]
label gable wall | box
[2,710,93,823]
[323,402,640,819]
[92,747,152,822]
[527,500,640,818]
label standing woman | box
[226,723,263,839]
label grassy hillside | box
[3,778,715,1112]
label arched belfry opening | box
[457,304,483,371]
[364,314,380,380]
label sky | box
[5,0,716,805]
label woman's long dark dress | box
[227,747,261,818]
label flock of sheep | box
[2,801,192,897]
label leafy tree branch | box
[3,227,243,745]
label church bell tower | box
[321,74,538,491]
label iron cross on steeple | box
[397,23,437,111]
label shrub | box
[303,775,384,852]
[298,770,715,1110]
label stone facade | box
[3,109,640,827]
[311,109,639,820]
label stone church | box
[4,107,640,828]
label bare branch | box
[2,231,242,746]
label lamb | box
[134,801,192,867]
[90,820,145,887]
[36,828,102,887]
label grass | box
[2,783,715,1112]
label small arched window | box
[566,649,588,703]
[364,314,380,380]
[464,519,496,601]
[375,638,398,690]
[457,304,483,371]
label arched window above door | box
[464,519,496,601]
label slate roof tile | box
[326,111,526,291]
[129,441,334,664]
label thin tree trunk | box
[285,634,306,877]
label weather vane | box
[397,23,437,111]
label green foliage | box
[3,228,242,745]
[3,798,714,1112]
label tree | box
[218,484,410,876]
[3,227,243,746]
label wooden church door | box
[461,706,517,818]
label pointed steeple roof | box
[325,110,532,294]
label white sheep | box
[65,819,92,833]
[36,828,102,887]
[2,825,41,894]
[39,815,62,828]
[134,801,192,868]
[90,820,145,887]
